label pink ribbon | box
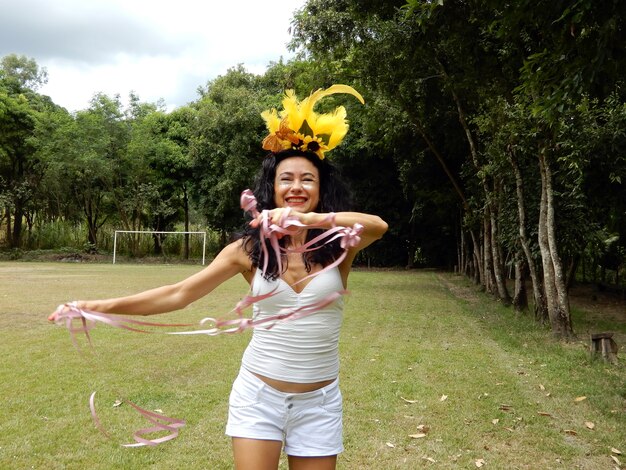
[90,392,185,447]
[54,189,364,446]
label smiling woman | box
[49,84,388,470]
[275,158,320,212]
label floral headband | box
[261,84,364,160]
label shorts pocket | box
[228,374,262,409]
[319,388,343,414]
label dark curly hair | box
[237,149,352,280]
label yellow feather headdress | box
[261,84,365,160]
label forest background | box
[1,0,626,340]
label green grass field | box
[0,262,624,469]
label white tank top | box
[241,267,344,383]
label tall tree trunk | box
[483,212,497,295]
[490,180,511,304]
[538,151,574,339]
[442,64,500,296]
[455,228,465,273]
[412,117,483,284]
[11,201,24,248]
[513,253,528,312]
[508,146,547,321]
[183,186,190,260]
[4,206,12,246]
[565,255,579,290]
[470,229,482,284]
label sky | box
[0,0,307,112]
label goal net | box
[113,230,207,265]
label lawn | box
[0,262,624,469]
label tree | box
[126,105,195,256]
[189,66,269,245]
[291,0,626,339]
[0,55,50,248]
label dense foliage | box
[1,1,625,338]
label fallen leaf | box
[475,458,486,467]
[154,409,163,414]
[539,384,546,391]
[492,419,499,425]
[423,457,436,463]
[538,412,553,417]
[439,395,448,402]
[564,429,577,436]
[112,400,122,407]
[499,404,513,411]
[409,433,427,439]
[400,396,418,404]
[584,421,595,430]
[386,442,395,448]
[504,427,515,432]
[610,455,621,466]
[574,396,587,402]
[611,447,622,455]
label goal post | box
[113,230,207,265]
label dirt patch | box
[569,283,626,325]
[436,273,480,303]
[437,274,626,327]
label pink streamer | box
[89,392,185,447]
[54,189,364,447]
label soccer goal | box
[113,230,207,265]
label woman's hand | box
[48,302,78,322]
[249,208,314,238]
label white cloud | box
[1,0,306,112]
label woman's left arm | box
[301,211,388,252]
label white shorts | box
[225,367,344,457]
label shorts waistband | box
[239,367,339,407]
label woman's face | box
[274,157,320,213]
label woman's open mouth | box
[285,197,307,206]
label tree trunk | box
[483,212,496,295]
[538,151,574,339]
[513,254,528,312]
[458,225,464,274]
[443,65,502,297]
[183,186,190,260]
[508,146,547,322]
[11,201,24,248]
[490,181,511,304]
[565,255,579,290]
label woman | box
[50,85,387,470]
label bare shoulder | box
[217,238,252,271]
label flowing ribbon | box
[89,392,185,447]
[54,188,364,446]
[53,303,189,447]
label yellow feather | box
[260,84,364,157]
[261,109,281,133]
[281,90,305,132]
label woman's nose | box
[290,179,303,191]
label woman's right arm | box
[48,240,251,320]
